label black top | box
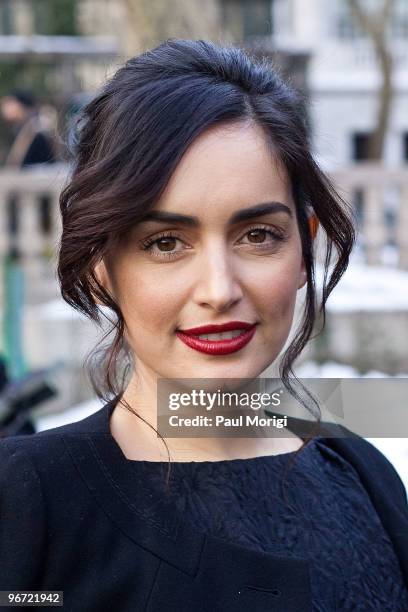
[0,398,407,612]
[143,438,408,610]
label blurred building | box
[2,1,407,163]
[272,0,408,169]
[0,0,119,97]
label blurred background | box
[0,0,406,487]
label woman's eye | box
[242,227,284,245]
[140,233,185,259]
[154,237,178,252]
[246,229,269,243]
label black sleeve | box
[0,438,47,590]
[22,132,56,166]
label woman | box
[1,40,407,612]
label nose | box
[192,244,243,312]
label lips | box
[179,321,256,335]
[176,321,257,355]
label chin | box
[184,362,263,381]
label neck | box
[109,369,304,462]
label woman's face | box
[99,121,307,383]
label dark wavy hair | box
[57,39,355,492]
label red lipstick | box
[176,321,257,355]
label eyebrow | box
[139,202,293,227]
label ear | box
[298,213,318,290]
[308,212,319,240]
[92,259,114,306]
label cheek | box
[116,270,182,339]
[254,263,301,323]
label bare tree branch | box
[347,0,395,160]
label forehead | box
[156,121,294,221]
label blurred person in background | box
[0,89,56,168]
[0,89,58,248]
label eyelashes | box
[139,225,287,260]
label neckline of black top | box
[60,396,344,586]
[99,395,321,466]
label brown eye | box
[157,237,177,251]
[247,229,267,243]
